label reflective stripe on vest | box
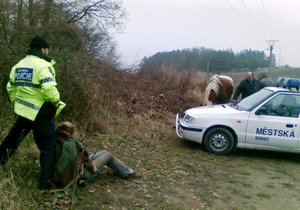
[10,81,41,88]
[15,98,40,111]
[40,77,55,84]
[10,77,54,88]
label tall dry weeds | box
[56,58,208,134]
[0,164,21,209]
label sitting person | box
[49,121,136,191]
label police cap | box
[29,36,49,48]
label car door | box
[245,93,300,149]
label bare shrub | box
[52,47,209,133]
[58,59,114,133]
[0,166,21,209]
[124,69,207,117]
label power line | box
[224,0,245,22]
[240,0,263,32]
[260,0,276,37]
[224,0,266,41]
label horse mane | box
[204,75,221,105]
[204,75,234,105]
[219,75,234,87]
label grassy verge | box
[1,68,300,209]
[2,112,300,209]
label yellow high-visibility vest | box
[7,54,65,121]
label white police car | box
[176,78,300,155]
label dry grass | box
[3,111,300,209]
[1,67,300,209]
[59,65,208,134]
[0,166,21,209]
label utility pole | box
[206,58,210,75]
[266,39,278,79]
[278,47,283,67]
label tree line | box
[140,47,274,73]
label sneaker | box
[123,171,140,180]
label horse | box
[204,75,234,105]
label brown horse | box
[204,75,234,105]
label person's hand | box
[55,101,66,117]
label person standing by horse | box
[232,72,264,102]
[257,72,276,87]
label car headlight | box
[183,114,195,124]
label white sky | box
[115,0,300,68]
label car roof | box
[264,86,300,94]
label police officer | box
[0,35,65,190]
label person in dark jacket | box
[233,72,264,102]
[257,72,276,87]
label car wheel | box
[204,127,234,155]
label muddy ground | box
[35,113,300,210]
[1,113,300,210]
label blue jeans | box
[82,150,133,181]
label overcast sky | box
[114,0,300,68]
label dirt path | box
[8,114,300,209]
[71,115,300,210]
[153,138,300,210]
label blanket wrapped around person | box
[49,121,137,192]
[49,122,96,191]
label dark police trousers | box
[0,102,56,188]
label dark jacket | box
[259,76,276,87]
[233,79,264,100]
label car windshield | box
[236,88,274,111]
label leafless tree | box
[0,0,125,61]
[56,0,126,63]
[0,0,126,99]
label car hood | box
[185,104,240,117]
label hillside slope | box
[1,68,300,209]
